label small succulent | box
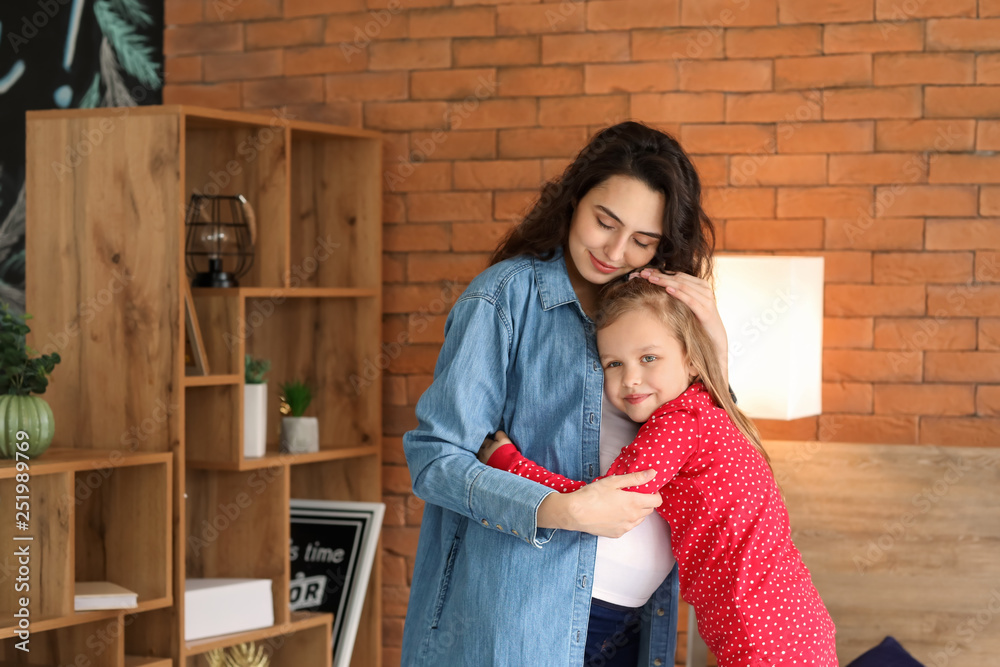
[0,304,61,396]
[244,354,270,384]
[280,380,312,417]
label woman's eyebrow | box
[596,205,663,239]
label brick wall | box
[163,1,1000,664]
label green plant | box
[0,304,60,396]
[280,381,312,418]
[245,355,270,384]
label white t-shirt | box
[591,394,676,608]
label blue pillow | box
[847,636,925,667]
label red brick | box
[285,46,371,76]
[731,155,826,186]
[826,284,925,317]
[539,95,629,127]
[497,128,587,159]
[873,53,974,86]
[204,50,283,81]
[246,18,323,49]
[542,33,630,64]
[499,66,584,97]
[977,252,1000,283]
[756,418,818,441]
[383,315,407,343]
[920,417,1000,446]
[365,101,449,131]
[875,119,976,152]
[369,39,452,71]
[584,63,677,94]
[818,415,918,443]
[873,252,973,285]
[978,121,1000,151]
[588,0,681,30]
[386,163,452,193]
[207,0,281,21]
[984,0,1000,16]
[497,5,586,35]
[411,69,498,100]
[453,222,516,250]
[384,375,407,406]
[820,250,873,282]
[165,56,202,83]
[384,192,406,223]
[408,252,489,283]
[408,314,447,345]
[389,345,443,375]
[383,254,405,283]
[825,317,874,348]
[878,0,975,17]
[383,584,411,618]
[164,24,243,56]
[825,218,924,250]
[454,37,540,67]
[725,219,823,249]
[823,22,924,53]
[926,219,1000,250]
[449,99,536,130]
[874,317,977,350]
[829,153,926,185]
[632,93,725,123]
[166,0,202,24]
[408,192,492,222]
[702,188,776,219]
[929,155,1000,185]
[979,54,1000,84]
[874,186,978,218]
[681,0,777,26]
[778,187,872,218]
[726,25,821,57]
[691,155,728,186]
[978,386,1000,416]
[726,91,822,123]
[382,525,420,556]
[410,130,497,161]
[382,436,405,464]
[926,352,1000,381]
[983,187,1000,216]
[778,0,874,23]
[777,121,874,153]
[928,285,1000,317]
[493,190,538,220]
[823,382,874,413]
[681,124,774,155]
[824,349,922,381]
[926,18,1000,50]
[679,60,773,92]
[823,86,922,120]
[284,0,364,17]
[385,224,450,252]
[925,86,1000,118]
[323,11,408,42]
[384,404,418,435]
[632,29,724,61]
[163,82,241,108]
[775,54,872,90]
[410,7,495,38]
[453,160,543,190]
[326,72,408,101]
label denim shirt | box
[403,249,679,666]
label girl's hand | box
[538,470,661,538]
[478,430,514,464]
[636,268,729,380]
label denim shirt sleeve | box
[404,294,557,548]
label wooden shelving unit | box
[24,106,383,667]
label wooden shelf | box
[0,594,170,639]
[187,444,378,471]
[184,612,332,657]
[125,657,173,667]
[184,374,241,387]
[192,287,378,299]
[0,448,172,479]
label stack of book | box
[74,581,138,611]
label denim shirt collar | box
[533,246,581,312]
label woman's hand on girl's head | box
[637,268,729,380]
[478,430,514,464]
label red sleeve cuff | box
[486,443,521,470]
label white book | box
[184,578,274,641]
[74,581,138,611]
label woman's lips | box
[589,252,619,274]
[625,394,649,405]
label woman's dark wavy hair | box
[490,121,716,279]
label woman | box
[402,121,726,666]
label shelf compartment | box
[184,118,289,290]
[290,132,380,289]
[189,290,243,377]
[183,611,331,664]
[125,656,173,667]
[0,616,126,666]
[0,450,172,479]
[188,444,378,472]
[184,467,290,628]
[185,385,240,465]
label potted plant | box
[244,355,270,458]
[279,380,318,454]
[0,305,61,458]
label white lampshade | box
[713,255,824,420]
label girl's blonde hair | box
[596,278,772,472]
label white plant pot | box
[243,383,268,458]
[281,416,319,454]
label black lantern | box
[185,194,255,288]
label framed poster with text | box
[290,499,385,667]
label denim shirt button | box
[589,413,595,424]
[481,519,489,526]
[654,660,663,666]
[495,524,503,531]
[511,529,518,535]
[656,608,665,616]
[592,361,599,371]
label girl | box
[480,278,838,667]
[402,122,727,666]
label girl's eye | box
[641,355,657,363]
[605,361,621,369]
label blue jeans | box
[584,599,643,667]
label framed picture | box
[289,499,385,667]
